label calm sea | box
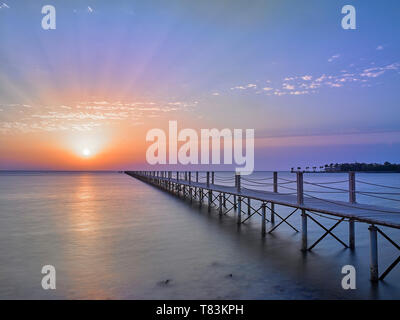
[0,171,399,299]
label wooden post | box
[196,172,199,183]
[261,202,266,237]
[349,172,356,204]
[237,197,242,224]
[247,198,251,215]
[297,171,304,205]
[301,209,307,251]
[349,219,355,249]
[207,172,210,187]
[234,195,237,210]
[188,172,191,185]
[271,171,277,223]
[369,225,379,282]
[211,172,214,184]
[177,171,179,181]
[236,173,241,192]
[185,171,187,181]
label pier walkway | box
[126,171,400,282]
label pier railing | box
[133,170,400,209]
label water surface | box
[0,171,399,299]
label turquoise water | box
[0,171,399,299]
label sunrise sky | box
[1,0,400,170]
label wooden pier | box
[125,170,400,282]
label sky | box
[0,0,399,170]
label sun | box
[82,148,91,157]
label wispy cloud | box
[0,100,197,134]
[230,83,257,90]
[360,63,400,78]
[226,60,399,98]
[376,45,384,51]
[283,83,295,90]
[328,54,340,62]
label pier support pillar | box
[301,209,307,251]
[272,171,278,221]
[349,219,355,249]
[261,203,266,237]
[237,197,242,224]
[271,203,275,224]
[234,195,237,210]
[223,193,226,208]
[219,193,223,215]
[247,198,251,215]
[208,190,212,212]
[369,225,379,282]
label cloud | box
[231,83,257,90]
[328,54,340,62]
[222,60,399,99]
[212,92,220,96]
[283,83,295,90]
[360,63,400,78]
[0,100,197,134]
[0,2,9,9]
[376,45,384,51]
[289,90,309,95]
[87,6,93,13]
